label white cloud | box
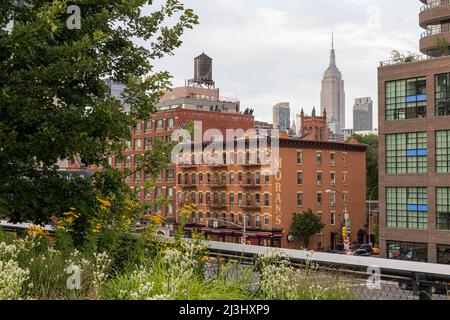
[149,0,422,129]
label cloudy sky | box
[151,0,422,129]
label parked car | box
[352,249,371,256]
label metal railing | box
[205,241,450,300]
[379,54,433,67]
[420,1,450,12]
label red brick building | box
[176,136,367,250]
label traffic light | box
[342,226,347,238]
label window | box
[229,152,235,165]
[387,241,428,262]
[246,172,251,185]
[387,187,428,229]
[437,245,450,265]
[177,173,182,184]
[230,193,235,205]
[145,120,152,131]
[297,151,302,165]
[317,192,322,206]
[330,192,336,206]
[156,119,163,130]
[221,193,226,205]
[134,139,142,150]
[264,172,270,184]
[436,130,450,173]
[167,118,174,129]
[330,152,336,165]
[437,188,450,230]
[199,192,203,204]
[135,171,141,184]
[385,77,427,121]
[264,194,269,206]
[386,132,428,174]
[255,215,261,228]
[199,173,203,185]
[199,212,204,224]
[264,216,270,229]
[255,193,261,206]
[331,172,336,186]
[255,172,260,185]
[135,122,142,132]
[145,138,152,150]
[297,172,303,185]
[238,193,243,206]
[316,172,322,186]
[230,172,235,184]
[238,152,244,165]
[264,150,270,164]
[436,73,450,116]
[206,173,211,184]
[331,212,336,225]
[125,155,132,167]
[316,152,322,165]
[166,169,174,182]
[297,193,303,207]
[238,172,243,184]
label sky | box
[150,0,422,129]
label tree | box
[0,1,198,225]
[290,209,325,249]
[347,134,378,200]
[436,36,449,57]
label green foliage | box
[390,50,420,63]
[436,36,449,57]
[290,209,325,248]
[0,0,198,227]
[347,134,378,200]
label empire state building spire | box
[329,33,336,68]
[321,33,346,133]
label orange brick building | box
[175,136,366,250]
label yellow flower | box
[28,225,45,237]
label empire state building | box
[320,36,345,133]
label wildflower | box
[27,225,45,238]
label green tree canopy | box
[347,134,378,200]
[0,1,198,224]
[290,209,325,249]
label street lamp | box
[368,186,379,247]
[206,216,248,244]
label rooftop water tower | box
[188,53,215,88]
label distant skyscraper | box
[353,97,373,131]
[321,35,346,133]
[273,102,290,132]
[104,78,126,103]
